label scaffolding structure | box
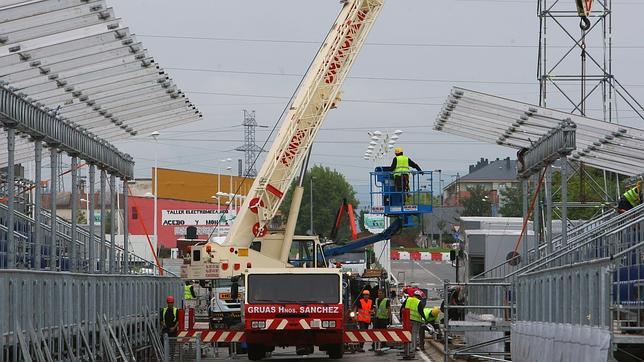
[537,0,644,122]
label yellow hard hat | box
[394,147,403,154]
[431,307,440,318]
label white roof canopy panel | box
[434,87,644,176]
[0,0,201,166]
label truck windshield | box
[247,274,340,304]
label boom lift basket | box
[369,168,433,218]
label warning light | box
[234,263,241,271]
[229,247,235,253]
[206,245,212,253]
[222,263,229,270]
[246,262,252,268]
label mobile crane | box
[180,0,429,359]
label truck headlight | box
[349,311,356,318]
[329,321,336,328]
[251,321,259,329]
[322,321,329,328]
[258,321,266,329]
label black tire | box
[328,344,344,359]
[247,344,265,361]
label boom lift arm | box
[324,218,401,257]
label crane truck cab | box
[243,268,344,360]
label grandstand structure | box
[0,1,200,359]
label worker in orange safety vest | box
[353,289,374,352]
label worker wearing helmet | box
[617,179,642,213]
[423,306,442,336]
[390,147,422,198]
[400,289,427,357]
[353,289,374,352]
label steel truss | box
[538,0,644,122]
[0,0,202,167]
[1,83,133,177]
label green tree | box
[551,165,622,220]
[499,184,523,217]
[279,165,359,239]
[461,185,491,216]
[77,210,87,224]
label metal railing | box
[472,204,640,283]
[0,201,172,275]
[442,280,513,361]
[0,269,182,361]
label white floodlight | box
[391,135,399,140]
[394,130,403,135]
[367,145,375,149]
[373,131,382,136]
[371,136,380,141]
[369,141,377,145]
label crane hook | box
[579,16,590,31]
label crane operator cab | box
[369,167,433,226]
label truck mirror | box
[231,277,239,300]
[449,250,456,261]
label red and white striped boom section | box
[223,0,384,247]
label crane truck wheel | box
[327,344,344,359]
[247,344,266,361]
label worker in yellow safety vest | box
[390,147,422,194]
[401,290,426,356]
[160,296,179,337]
[353,289,373,352]
[423,306,441,333]
[184,281,196,300]
[373,289,391,350]
[618,180,642,213]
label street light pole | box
[151,131,160,257]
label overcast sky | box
[107,0,644,204]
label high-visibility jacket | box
[423,307,439,323]
[623,187,641,207]
[405,297,422,322]
[184,285,194,300]
[162,307,178,327]
[393,155,410,176]
[376,298,390,320]
[357,298,373,323]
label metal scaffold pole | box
[70,156,79,272]
[6,127,16,269]
[560,157,568,246]
[122,178,129,274]
[34,140,43,269]
[50,148,58,271]
[109,174,116,273]
[100,170,107,273]
[89,165,96,273]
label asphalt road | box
[391,260,456,303]
[202,346,437,361]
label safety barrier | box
[391,251,450,261]
[0,269,182,361]
[442,280,513,361]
